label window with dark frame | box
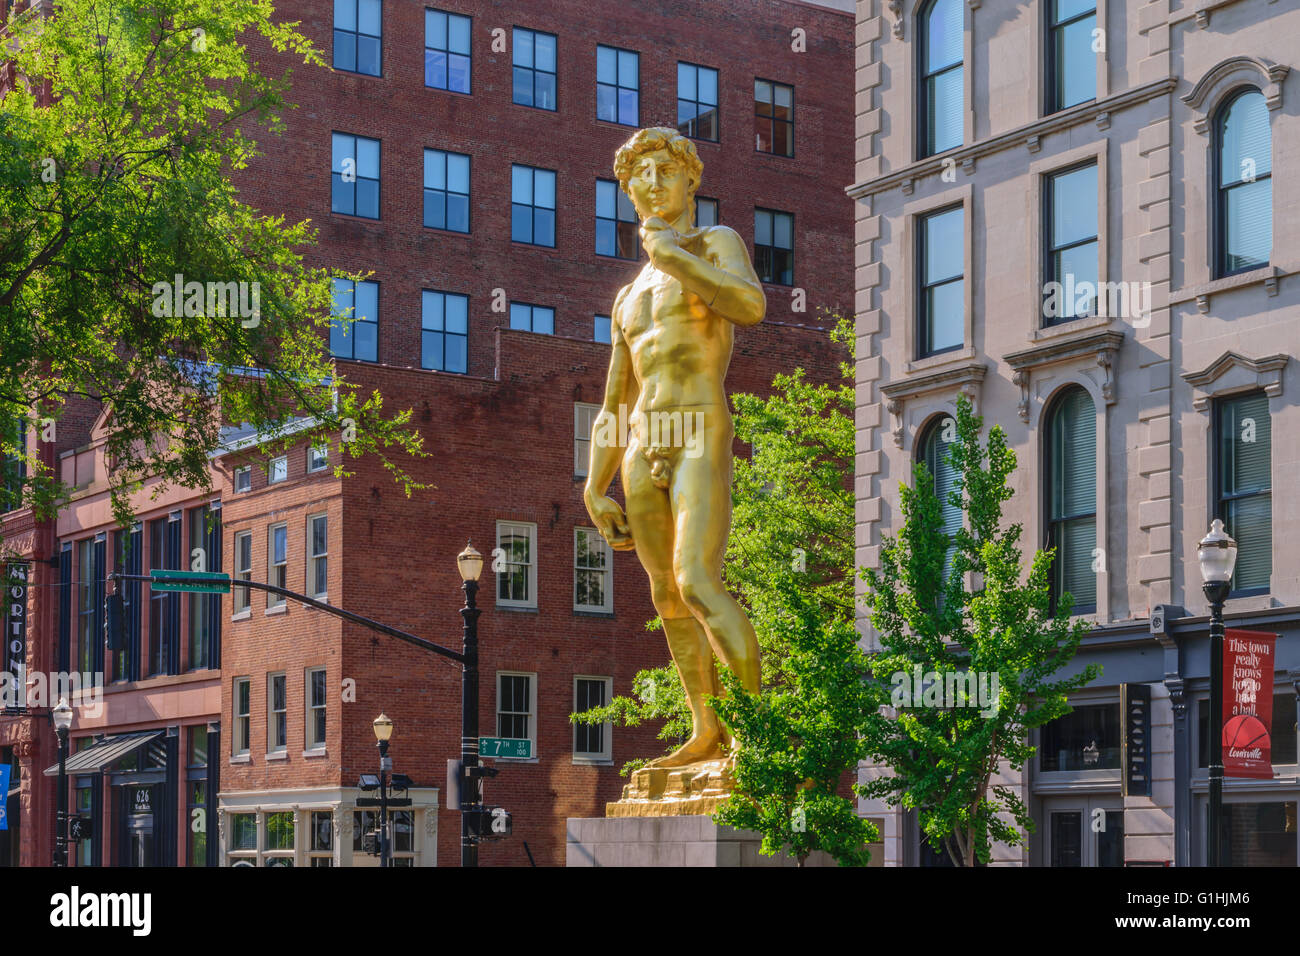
[1198,694,1297,768]
[597,45,639,126]
[422,290,468,373]
[754,208,793,286]
[695,196,718,228]
[1045,387,1097,614]
[596,179,638,259]
[333,0,381,77]
[76,538,96,675]
[1039,702,1120,771]
[916,205,964,356]
[268,523,288,608]
[233,530,252,614]
[307,668,327,750]
[508,302,554,336]
[1215,88,1272,278]
[1043,162,1099,325]
[594,314,612,344]
[511,165,556,246]
[187,504,219,671]
[186,725,209,866]
[918,0,963,157]
[330,133,380,219]
[497,673,533,740]
[330,278,379,362]
[574,677,611,757]
[269,673,287,752]
[423,149,470,233]
[424,8,471,93]
[677,62,719,141]
[754,79,794,156]
[234,678,251,755]
[1,417,25,514]
[512,27,557,110]
[1214,392,1271,595]
[308,514,328,600]
[920,417,962,599]
[1046,0,1096,113]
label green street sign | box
[479,737,532,759]
[150,570,231,594]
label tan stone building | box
[851,0,1298,865]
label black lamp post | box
[373,713,394,868]
[1198,518,1238,867]
[456,542,483,869]
[51,696,73,868]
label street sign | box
[479,737,531,759]
[150,570,231,594]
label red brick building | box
[2,0,853,867]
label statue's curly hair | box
[613,126,703,198]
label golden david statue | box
[583,127,764,815]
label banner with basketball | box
[1222,628,1277,779]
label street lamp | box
[51,696,73,868]
[457,542,482,868]
[1198,518,1238,867]
[373,713,393,868]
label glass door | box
[1041,797,1125,866]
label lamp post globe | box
[373,712,394,743]
[1198,518,1238,868]
[52,696,73,867]
[457,542,483,582]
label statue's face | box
[625,146,692,223]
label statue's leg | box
[621,440,725,766]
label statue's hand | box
[640,216,684,271]
[585,494,635,551]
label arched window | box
[919,0,963,157]
[1215,88,1271,277]
[1045,387,1097,614]
[920,416,963,588]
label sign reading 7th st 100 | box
[480,737,532,759]
[150,570,231,594]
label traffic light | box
[466,807,511,839]
[105,591,124,651]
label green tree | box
[858,395,1099,866]
[0,0,423,529]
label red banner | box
[1222,629,1277,779]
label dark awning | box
[43,731,162,776]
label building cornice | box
[880,362,986,447]
[1181,351,1288,410]
[845,77,1178,201]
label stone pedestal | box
[566,815,839,867]
[607,758,733,817]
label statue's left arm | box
[642,222,766,327]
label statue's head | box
[614,126,703,225]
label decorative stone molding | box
[1181,351,1288,410]
[888,0,904,38]
[1025,134,1041,153]
[424,810,437,839]
[900,177,914,196]
[1165,678,1187,718]
[1004,329,1125,418]
[1183,56,1291,134]
[1095,111,1111,130]
[880,363,988,448]
[961,156,975,176]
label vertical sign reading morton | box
[4,564,28,711]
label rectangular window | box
[496,521,537,608]
[574,527,612,612]
[596,45,638,126]
[425,8,471,93]
[754,79,794,156]
[306,667,327,751]
[677,62,719,141]
[423,149,470,233]
[233,531,252,614]
[333,0,382,76]
[1039,702,1120,771]
[919,0,963,156]
[148,515,180,676]
[76,538,95,675]
[330,278,379,362]
[596,179,638,259]
[308,444,329,473]
[268,523,288,608]
[264,811,294,865]
[1215,392,1272,594]
[497,672,536,746]
[508,301,554,336]
[308,514,328,600]
[511,165,556,246]
[754,208,794,286]
[1047,0,1097,113]
[267,456,287,485]
[574,403,600,478]
[695,196,718,228]
[268,673,287,753]
[594,315,611,345]
[111,526,142,683]
[512,27,557,110]
[188,504,217,670]
[917,205,964,357]
[421,290,469,373]
[1,417,26,514]
[331,133,380,219]
[234,465,251,493]
[574,677,612,759]
[1043,162,1099,325]
[228,812,256,858]
[308,810,333,866]
[234,678,251,755]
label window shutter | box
[1220,393,1272,591]
[1050,389,1097,609]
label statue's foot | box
[645,733,725,769]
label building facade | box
[852,0,1298,864]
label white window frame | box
[268,672,287,754]
[573,527,613,612]
[307,513,328,600]
[495,671,537,758]
[225,811,258,865]
[308,443,329,473]
[234,465,251,493]
[495,520,537,609]
[268,455,288,485]
[267,522,288,609]
[574,402,600,478]
[233,677,251,756]
[305,666,327,751]
[233,530,252,616]
[261,809,296,865]
[306,810,333,866]
[573,675,613,762]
